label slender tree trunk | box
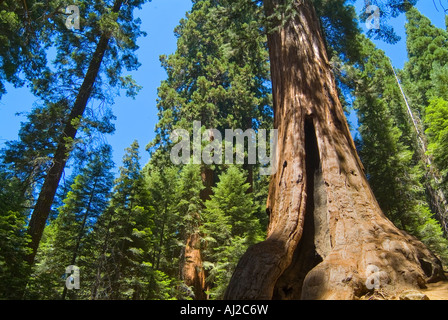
[389,60,448,236]
[91,211,114,300]
[224,0,445,300]
[61,179,98,300]
[26,0,123,265]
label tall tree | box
[26,0,149,265]
[202,166,263,299]
[403,7,448,113]
[175,162,206,299]
[0,168,31,299]
[401,7,448,236]
[148,0,272,298]
[90,141,154,300]
[225,0,445,300]
[353,36,448,265]
[144,164,179,277]
[25,144,115,300]
[425,97,448,235]
[0,0,49,98]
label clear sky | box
[0,0,446,173]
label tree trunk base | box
[182,232,207,300]
[224,0,446,300]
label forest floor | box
[360,273,448,300]
[422,275,448,300]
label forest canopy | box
[0,0,447,301]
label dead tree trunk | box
[224,0,445,300]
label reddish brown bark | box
[181,232,207,300]
[224,0,445,300]
[180,165,212,300]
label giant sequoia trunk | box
[224,0,445,300]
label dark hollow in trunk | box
[272,117,327,299]
[224,0,446,300]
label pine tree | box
[90,141,154,300]
[25,144,115,299]
[403,7,448,113]
[148,0,272,298]
[353,36,448,265]
[26,0,150,265]
[1,101,69,207]
[144,164,177,267]
[174,162,206,299]
[0,170,31,299]
[399,7,448,237]
[144,163,183,299]
[0,0,49,98]
[425,17,448,203]
[202,166,263,299]
[425,98,448,202]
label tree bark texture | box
[181,232,207,300]
[224,0,445,300]
[26,0,123,265]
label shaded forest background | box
[0,0,448,300]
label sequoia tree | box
[224,0,445,300]
[149,0,271,299]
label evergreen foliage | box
[1,0,448,301]
[352,17,448,264]
[403,7,448,112]
[202,166,263,299]
[90,141,155,300]
[25,144,115,299]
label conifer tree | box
[0,0,49,98]
[26,0,150,265]
[148,0,272,298]
[144,163,177,268]
[25,144,115,299]
[403,7,448,112]
[425,14,448,207]
[202,166,263,299]
[401,7,448,237]
[0,168,31,299]
[353,36,448,265]
[90,141,154,300]
[425,98,448,226]
[1,101,70,211]
[144,163,183,298]
[174,162,206,299]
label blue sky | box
[0,0,446,172]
